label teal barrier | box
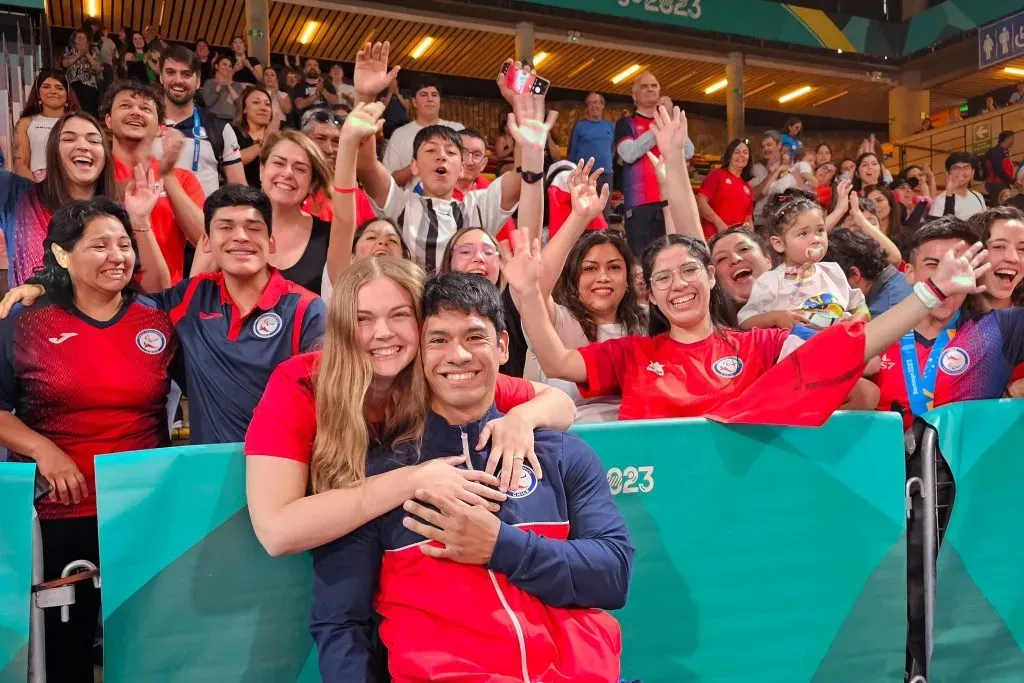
[924,400,1024,683]
[0,463,35,683]
[574,413,907,683]
[90,413,907,682]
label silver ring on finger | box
[512,456,525,462]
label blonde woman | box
[244,256,576,556]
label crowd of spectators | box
[0,20,1023,683]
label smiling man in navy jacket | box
[310,272,634,683]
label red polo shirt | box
[114,157,205,284]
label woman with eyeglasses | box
[233,85,278,188]
[504,215,990,422]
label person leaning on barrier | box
[308,272,633,682]
[0,193,175,682]
[0,184,327,445]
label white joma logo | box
[47,333,78,344]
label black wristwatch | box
[516,167,544,184]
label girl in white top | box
[518,161,649,422]
[13,70,73,182]
[739,194,870,330]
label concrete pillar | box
[245,0,270,66]
[726,52,744,143]
[889,85,930,141]
[515,22,534,64]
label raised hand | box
[499,225,543,295]
[932,241,991,297]
[157,128,184,178]
[506,94,558,154]
[353,41,400,101]
[651,105,688,157]
[124,163,161,220]
[496,59,530,105]
[568,158,609,222]
[340,101,385,143]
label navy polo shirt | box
[151,269,326,445]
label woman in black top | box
[233,86,276,188]
[230,36,262,85]
[195,39,215,84]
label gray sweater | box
[202,80,241,121]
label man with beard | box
[102,80,204,284]
[291,58,330,119]
[155,45,246,197]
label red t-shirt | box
[577,328,789,421]
[873,339,925,431]
[244,351,537,463]
[698,168,753,239]
[114,157,205,284]
[303,188,377,225]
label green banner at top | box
[518,0,1024,59]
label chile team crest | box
[253,312,283,339]
[136,329,167,355]
[712,356,744,378]
[507,465,539,499]
[939,347,970,376]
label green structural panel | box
[94,411,907,682]
[924,400,1024,683]
[573,412,907,683]
[0,463,36,683]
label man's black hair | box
[459,128,488,147]
[999,130,1015,145]
[825,228,889,282]
[159,44,200,75]
[944,151,973,173]
[413,124,464,158]
[423,272,507,335]
[411,75,442,96]
[101,79,165,123]
[203,184,273,236]
[906,215,977,264]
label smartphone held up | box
[500,61,550,96]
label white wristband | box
[913,280,942,309]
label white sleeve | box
[369,175,412,222]
[382,126,411,174]
[737,271,783,324]
[320,262,333,302]
[819,262,867,315]
[220,123,243,165]
[465,175,515,236]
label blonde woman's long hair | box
[311,257,428,493]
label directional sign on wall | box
[979,10,1024,69]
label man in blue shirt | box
[2,185,326,444]
[826,227,913,318]
[568,92,615,213]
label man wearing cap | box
[928,151,986,220]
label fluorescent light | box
[704,78,727,95]
[567,58,594,79]
[410,37,434,60]
[611,64,642,85]
[1003,67,1024,77]
[813,90,848,107]
[298,21,319,45]
[778,85,812,103]
[532,52,549,67]
[744,81,775,97]
[85,0,99,16]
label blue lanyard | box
[191,109,202,173]
[900,312,959,416]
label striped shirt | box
[372,175,515,272]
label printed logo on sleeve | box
[939,347,970,376]
[136,329,167,354]
[253,312,283,339]
[507,465,539,500]
[712,356,744,379]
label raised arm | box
[503,86,556,237]
[351,41,401,207]
[123,163,172,292]
[12,119,32,180]
[157,130,204,245]
[847,190,902,266]
[503,226,588,383]
[825,178,853,231]
[648,106,704,242]
[326,102,385,284]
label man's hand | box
[403,490,501,564]
[157,128,184,178]
[507,93,558,159]
[340,101,384,145]
[123,163,161,223]
[353,41,400,102]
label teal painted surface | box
[0,463,35,683]
[924,400,1024,682]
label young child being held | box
[738,194,870,330]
